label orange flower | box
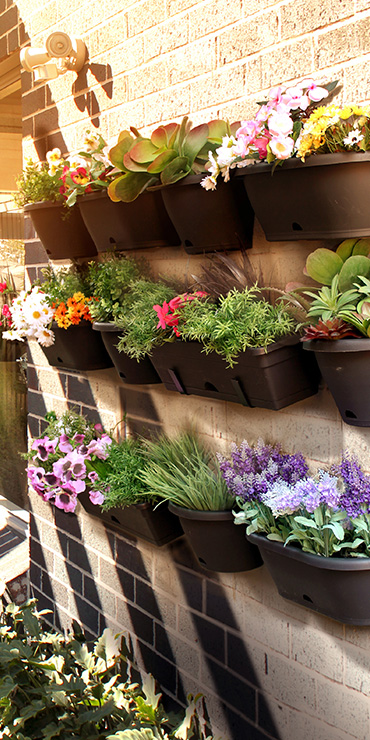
[53,293,93,328]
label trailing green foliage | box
[38,265,92,306]
[177,287,297,366]
[88,255,146,323]
[115,280,179,359]
[13,160,64,207]
[140,432,233,511]
[99,439,153,510]
[0,600,215,739]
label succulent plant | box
[107,117,239,202]
[303,318,358,340]
[305,238,370,291]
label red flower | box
[0,282,7,293]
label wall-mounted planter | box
[303,337,370,426]
[78,189,180,252]
[41,322,113,371]
[92,323,160,384]
[79,492,183,546]
[168,503,262,572]
[150,337,319,409]
[242,152,370,241]
[159,173,254,254]
[247,532,370,625]
[24,201,97,259]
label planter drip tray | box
[151,338,319,410]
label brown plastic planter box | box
[303,337,370,426]
[242,152,370,241]
[93,323,160,384]
[247,532,370,625]
[41,322,113,371]
[24,201,97,258]
[79,492,183,546]
[169,503,262,572]
[78,189,180,252]
[150,337,319,410]
[160,173,254,254]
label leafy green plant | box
[13,159,64,207]
[98,439,153,511]
[139,432,233,511]
[88,255,146,323]
[176,287,297,366]
[108,117,239,202]
[0,599,216,739]
[301,273,370,339]
[304,237,370,290]
[115,279,179,359]
[38,265,93,306]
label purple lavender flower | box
[331,454,370,517]
[218,439,309,502]
[261,472,341,516]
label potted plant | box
[139,431,262,572]
[201,78,370,241]
[80,436,183,545]
[3,266,112,371]
[108,117,254,253]
[233,448,370,625]
[298,239,370,425]
[58,130,179,252]
[88,255,161,384]
[149,285,319,409]
[14,152,96,258]
[27,410,182,546]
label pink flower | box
[89,489,105,505]
[268,112,294,137]
[153,301,171,330]
[254,135,271,159]
[269,135,295,159]
[169,295,185,312]
[54,489,78,513]
[58,434,73,453]
[2,305,10,317]
[0,283,7,293]
[282,86,310,111]
[301,78,329,103]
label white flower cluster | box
[3,286,55,347]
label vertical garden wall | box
[7,0,370,737]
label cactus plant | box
[107,117,239,202]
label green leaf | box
[176,116,189,153]
[338,255,370,292]
[266,533,284,542]
[294,516,318,529]
[150,126,168,148]
[207,119,228,143]
[111,172,157,202]
[107,175,127,202]
[123,152,148,172]
[130,139,162,164]
[109,134,134,169]
[147,149,178,173]
[160,157,190,185]
[322,522,345,540]
[183,123,209,165]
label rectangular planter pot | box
[247,532,370,625]
[168,503,262,572]
[150,337,319,410]
[92,323,160,384]
[159,173,254,254]
[303,337,370,426]
[79,492,183,546]
[24,201,97,259]
[242,152,370,241]
[78,189,180,251]
[41,323,113,371]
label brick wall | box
[12,0,370,738]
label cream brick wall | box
[13,1,370,738]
